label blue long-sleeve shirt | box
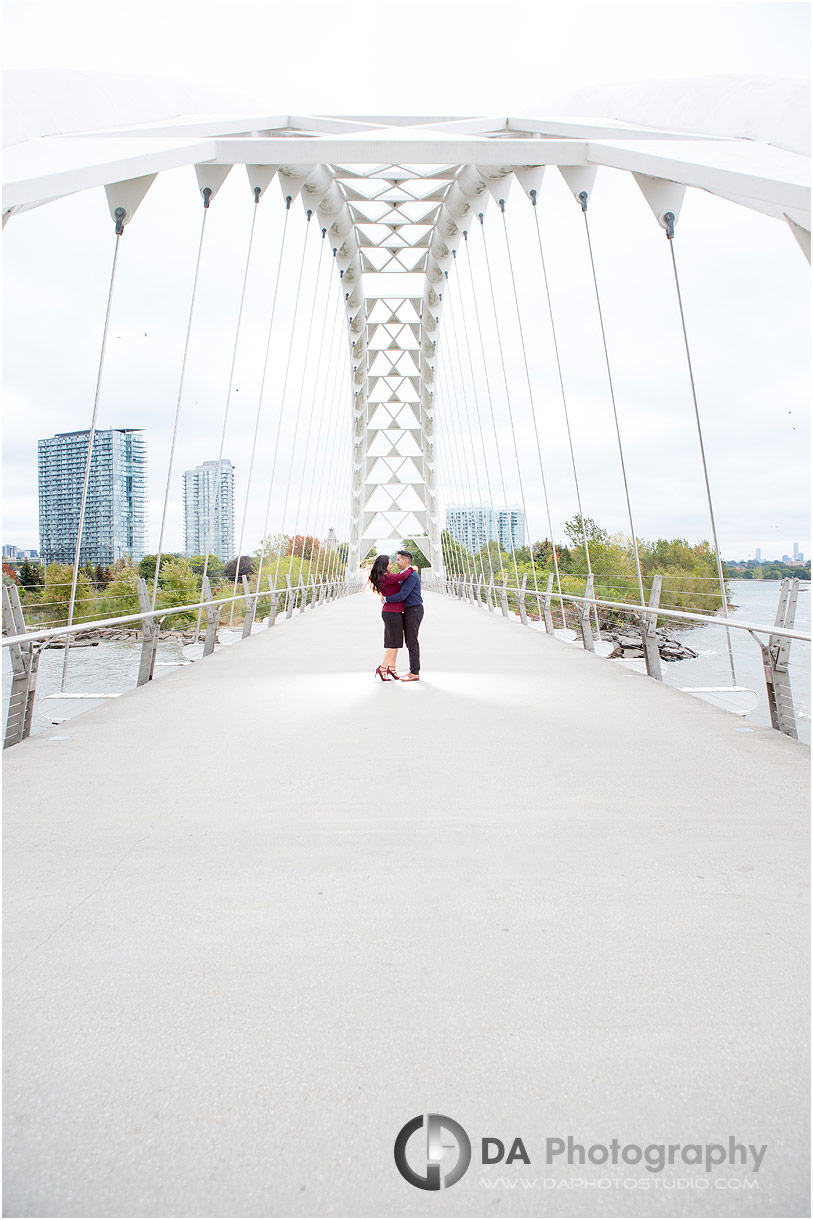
[384,569,423,608]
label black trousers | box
[403,604,424,674]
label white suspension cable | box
[472,215,524,594]
[310,315,349,586]
[304,282,345,586]
[285,228,331,573]
[444,267,497,586]
[435,306,477,581]
[228,198,291,627]
[665,218,736,683]
[496,200,565,619]
[529,191,598,633]
[458,239,509,583]
[61,213,124,692]
[152,193,212,609]
[254,213,311,598]
[579,194,647,611]
[196,188,263,641]
[272,211,324,589]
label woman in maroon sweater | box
[367,554,414,681]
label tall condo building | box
[38,428,147,565]
[445,504,526,554]
[183,460,235,562]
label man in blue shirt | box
[383,548,424,681]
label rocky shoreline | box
[43,626,201,648]
[600,625,698,662]
[41,621,698,662]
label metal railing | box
[2,572,363,748]
[424,570,809,740]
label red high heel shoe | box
[386,667,400,680]
[375,666,391,681]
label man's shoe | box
[400,673,420,681]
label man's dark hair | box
[397,548,413,561]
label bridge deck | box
[4,591,809,1217]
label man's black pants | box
[403,604,424,675]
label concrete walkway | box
[4,591,809,1217]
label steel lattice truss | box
[5,110,809,569]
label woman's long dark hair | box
[368,554,390,594]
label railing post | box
[579,575,595,651]
[2,584,40,748]
[200,575,219,657]
[298,575,307,614]
[285,574,294,619]
[541,574,555,635]
[136,577,160,686]
[267,577,278,628]
[500,581,510,618]
[759,578,799,738]
[241,575,256,639]
[518,573,528,626]
[642,574,663,680]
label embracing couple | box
[368,548,424,683]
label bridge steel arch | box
[4,79,809,574]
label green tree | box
[187,553,224,579]
[43,563,93,624]
[401,538,431,570]
[254,534,290,564]
[18,559,41,588]
[100,561,141,619]
[157,557,200,626]
[564,515,610,548]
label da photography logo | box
[394,1114,472,1190]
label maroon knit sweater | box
[379,567,414,612]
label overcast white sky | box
[2,0,810,561]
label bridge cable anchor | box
[202,187,213,209]
[664,211,676,240]
[578,190,589,212]
[114,207,126,235]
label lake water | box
[3,581,810,744]
[666,579,810,742]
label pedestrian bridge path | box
[4,591,809,1217]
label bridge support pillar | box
[200,576,219,657]
[517,574,528,626]
[241,575,255,639]
[642,574,663,681]
[267,577,278,628]
[500,584,510,618]
[2,585,40,748]
[541,574,555,634]
[579,576,595,651]
[136,578,161,685]
[756,578,799,738]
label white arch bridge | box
[2,81,811,1218]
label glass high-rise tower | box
[445,504,526,554]
[183,460,235,563]
[38,428,148,566]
